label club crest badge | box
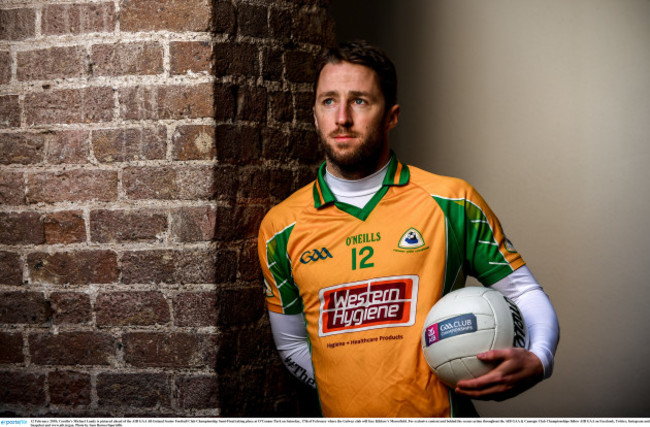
[398,228,425,250]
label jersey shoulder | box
[259,181,315,237]
[407,165,478,200]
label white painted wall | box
[333,0,650,417]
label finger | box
[455,370,515,398]
[455,384,515,401]
[456,369,504,391]
[476,349,510,363]
[455,352,509,389]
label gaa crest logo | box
[300,247,333,264]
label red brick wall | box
[0,0,333,417]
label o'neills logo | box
[318,275,419,337]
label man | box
[257,41,559,417]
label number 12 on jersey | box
[352,246,375,270]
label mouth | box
[331,133,358,142]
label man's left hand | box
[454,348,544,401]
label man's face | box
[313,61,399,179]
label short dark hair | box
[314,40,398,108]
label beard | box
[318,125,386,178]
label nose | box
[335,103,352,127]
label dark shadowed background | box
[332,0,650,417]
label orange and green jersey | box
[257,154,525,417]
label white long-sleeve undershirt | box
[490,265,559,378]
[268,165,559,387]
[269,310,316,388]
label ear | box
[384,104,400,131]
[313,107,320,130]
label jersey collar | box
[313,152,410,209]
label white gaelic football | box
[421,287,528,388]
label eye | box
[353,98,366,105]
[323,98,335,106]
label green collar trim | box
[312,152,410,220]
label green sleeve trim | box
[441,217,466,296]
[433,196,513,287]
[480,263,518,286]
[265,223,303,314]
